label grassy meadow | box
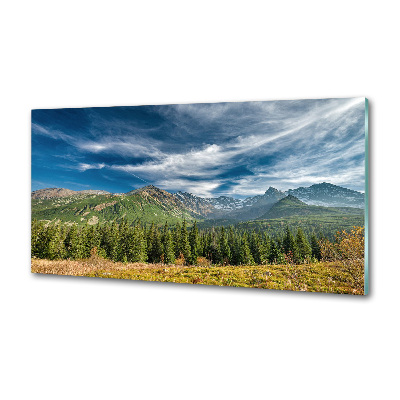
[31,256,364,295]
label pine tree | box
[146,223,155,262]
[116,219,129,261]
[48,223,66,259]
[230,234,241,265]
[85,224,101,258]
[295,228,312,263]
[151,227,163,263]
[173,222,181,257]
[162,223,175,264]
[180,220,191,264]
[189,221,200,264]
[239,234,254,265]
[64,224,86,259]
[205,229,219,263]
[31,220,44,258]
[310,234,321,260]
[130,223,146,262]
[102,221,119,261]
[227,226,236,258]
[268,238,285,264]
[249,231,266,265]
[282,226,297,262]
[218,226,231,265]
[262,233,271,264]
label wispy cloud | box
[78,163,106,172]
[31,98,366,195]
[32,122,73,143]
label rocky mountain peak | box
[264,186,279,195]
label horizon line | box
[31,181,364,198]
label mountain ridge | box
[32,182,364,225]
[287,182,364,208]
[31,187,111,199]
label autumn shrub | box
[174,253,185,266]
[283,251,295,266]
[320,226,364,263]
[196,256,211,267]
[320,226,365,293]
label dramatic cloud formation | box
[31,98,366,197]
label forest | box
[31,219,365,294]
[31,219,364,267]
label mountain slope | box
[173,191,216,217]
[31,182,365,226]
[172,187,286,220]
[287,182,364,208]
[259,194,364,219]
[31,188,111,199]
[32,185,202,226]
[227,187,286,220]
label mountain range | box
[31,182,364,227]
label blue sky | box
[32,98,366,198]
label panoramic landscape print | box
[31,98,368,294]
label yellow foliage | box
[319,226,365,293]
[320,226,364,263]
[196,257,211,267]
[31,258,365,295]
[174,253,185,266]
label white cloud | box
[32,123,73,142]
[157,179,221,197]
[36,98,365,196]
[111,143,232,179]
[76,138,164,159]
[108,98,365,194]
[78,163,105,172]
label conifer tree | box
[31,220,43,258]
[153,229,163,263]
[146,223,155,262]
[180,220,191,264]
[189,221,200,264]
[310,233,321,260]
[85,224,101,258]
[268,238,286,264]
[218,226,231,265]
[239,234,254,265]
[116,219,129,261]
[205,228,219,263]
[130,223,146,262]
[268,240,279,264]
[295,227,312,263]
[249,231,264,264]
[31,221,51,259]
[282,226,297,261]
[102,221,119,261]
[230,234,241,265]
[227,226,235,253]
[262,233,271,264]
[173,222,181,257]
[64,224,86,259]
[161,223,175,264]
[48,223,66,259]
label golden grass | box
[31,257,365,295]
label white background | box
[1,1,398,399]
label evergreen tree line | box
[31,219,322,265]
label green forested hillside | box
[259,195,363,220]
[32,191,201,226]
[239,214,364,240]
[31,187,365,240]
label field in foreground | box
[31,257,364,295]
